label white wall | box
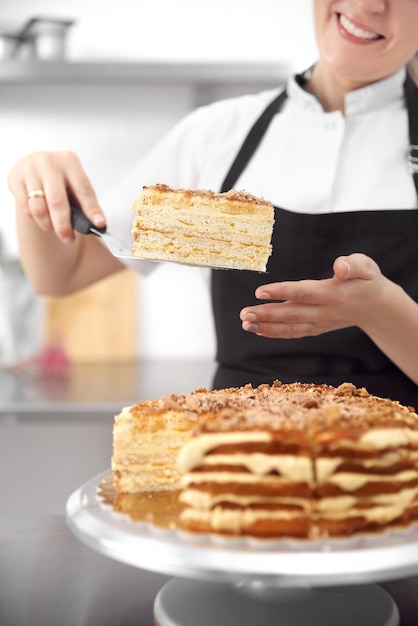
[0,0,317,361]
[0,0,316,65]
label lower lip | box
[335,13,380,46]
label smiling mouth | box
[338,13,383,41]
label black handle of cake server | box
[70,204,107,235]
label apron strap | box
[405,71,418,195]
[220,88,288,193]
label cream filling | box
[358,428,411,448]
[327,469,418,491]
[181,486,418,530]
[177,432,272,471]
[197,453,313,481]
[182,487,418,516]
[317,452,410,483]
[181,507,306,531]
[408,432,418,445]
[182,467,418,492]
[361,452,404,467]
[180,489,312,511]
[316,487,418,514]
[329,428,412,451]
[181,472,296,486]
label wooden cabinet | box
[45,268,138,364]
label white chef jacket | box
[102,67,417,273]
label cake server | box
[70,204,136,259]
[70,204,268,272]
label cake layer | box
[132,212,273,245]
[132,230,271,271]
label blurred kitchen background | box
[0,0,318,514]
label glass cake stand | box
[66,470,418,626]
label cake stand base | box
[153,578,399,626]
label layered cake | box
[130,183,274,271]
[111,381,418,539]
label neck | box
[304,62,369,114]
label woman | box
[7,0,418,405]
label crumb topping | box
[143,183,273,207]
[128,380,418,434]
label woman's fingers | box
[59,151,105,227]
[27,191,53,232]
[254,279,330,305]
[241,302,318,337]
[40,153,80,243]
[8,151,105,245]
[241,280,332,337]
[41,151,103,243]
[9,156,50,228]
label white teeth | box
[339,14,380,40]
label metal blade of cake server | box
[90,228,136,259]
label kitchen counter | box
[0,360,217,417]
[0,515,171,626]
[0,515,417,626]
[0,360,216,515]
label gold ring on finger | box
[27,189,45,200]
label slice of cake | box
[131,183,275,271]
[111,381,418,539]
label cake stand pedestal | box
[153,578,398,626]
[66,472,418,626]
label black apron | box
[212,72,418,408]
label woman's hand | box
[240,253,389,339]
[7,151,122,296]
[7,151,106,244]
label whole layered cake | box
[130,183,274,272]
[111,381,418,539]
